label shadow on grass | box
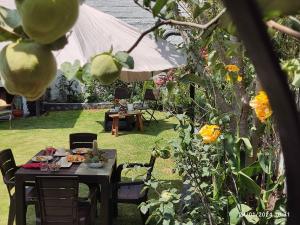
[0,110,83,130]
[98,119,177,137]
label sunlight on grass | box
[0,109,181,225]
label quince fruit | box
[91,53,122,85]
[0,41,57,101]
[15,0,79,44]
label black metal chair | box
[0,98,13,129]
[139,89,159,124]
[35,176,91,225]
[69,133,97,150]
[114,87,131,100]
[69,133,99,218]
[0,149,39,225]
[115,155,156,224]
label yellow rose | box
[237,75,243,82]
[250,91,273,122]
[199,124,221,144]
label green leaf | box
[292,73,300,87]
[192,2,211,19]
[238,171,261,195]
[257,152,272,174]
[236,137,253,157]
[114,51,134,69]
[245,212,259,224]
[140,203,149,214]
[152,0,168,16]
[179,74,205,86]
[240,161,262,177]
[60,60,81,80]
[229,204,251,225]
[0,6,22,42]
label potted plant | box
[12,96,23,117]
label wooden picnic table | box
[109,111,144,137]
[15,149,117,225]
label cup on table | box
[49,161,61,172]
[40,162,48,172]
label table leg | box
[115,117,119,137]
[15,176,26,225]
[111,118,115,135]
[136,114,144,132]
[100,182,112,225]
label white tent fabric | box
[0,1,186,82]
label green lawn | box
[0,110,180,225]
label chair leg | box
[8,199,16,225]
[140,210,149,225]
[35,202,41,225]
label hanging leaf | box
[192,2,211,19]
[236,137,253,157]
[60,60,81,80]
[258,152,272,174]
[114,51,134,69]
[152,0,168,16]
[0,6,23,41]
[238,171,261,195]
[240,161,262,177]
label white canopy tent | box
[0,1,186,83]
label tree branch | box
[266,20,300,41]
[126,8,226,53]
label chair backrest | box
[114,87,130,100]
[36,176,79,225]
[0,149,17,198]
[144,89,158,101]
[69,133,97,149]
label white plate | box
[58,157,72,168]
[72,148,92,154]
[32,156,53,162]
[54,151,69,157]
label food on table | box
[67,155,85,162]
[36,156,46,161]
[73,148,91,154]
[84,150,108,163]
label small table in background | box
[109,111,144,137]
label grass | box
[0,109,181,225]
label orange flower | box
[250,91,273,122]
[199,124,221,144]
[225,64,240,72]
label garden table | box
[15,149,117,225]
[109,111,144,137]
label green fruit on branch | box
[0,41,57,101]
[91,53,122,85]
[15,0,79,44]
